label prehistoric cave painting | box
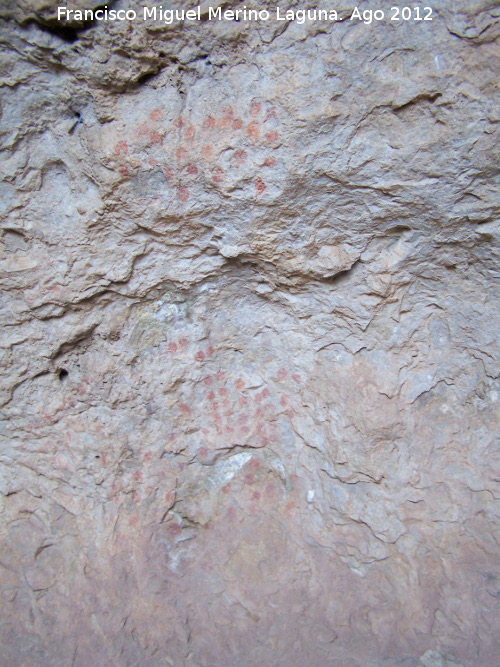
[111,99,282,204]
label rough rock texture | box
[1,1,500,665]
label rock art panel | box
[0,1,499,665]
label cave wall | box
[1,1,500,665]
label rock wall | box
[1,1,499,665]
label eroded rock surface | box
[1,1,499,665]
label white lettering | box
[143,7,156,20]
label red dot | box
[250,101,262,117]
[234,149,247,165]
[178,185,189,202]
[203,116,216,129]
[232,119,243,130]
[213,167,224,183]
[222,106,234,122]
[186,164,198,175]
[184,125,195,141]
[204,376,213,386]
[255,177,266,194]
[265,130,279,144]
[195,350,205,362]
[262,387,270,398]
[167,342,177,353]
[247,121,260,138]
[163,166,173,181]
[150,108,163,121]
[277,368,287,380]
[150,131,162,143]
[115,140,128,156]
[178,337,188,348]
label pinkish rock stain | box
[115,140,128,156]
[234,149,247,165]
[150,108,163,121]
[255,177,266,194]
[250,101,262,117]
[178,185,189,202]
[247,121,260,138]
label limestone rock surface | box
[1,1,500,665]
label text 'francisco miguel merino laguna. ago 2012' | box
[57,6,434,25]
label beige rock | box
[0,2,499,665]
